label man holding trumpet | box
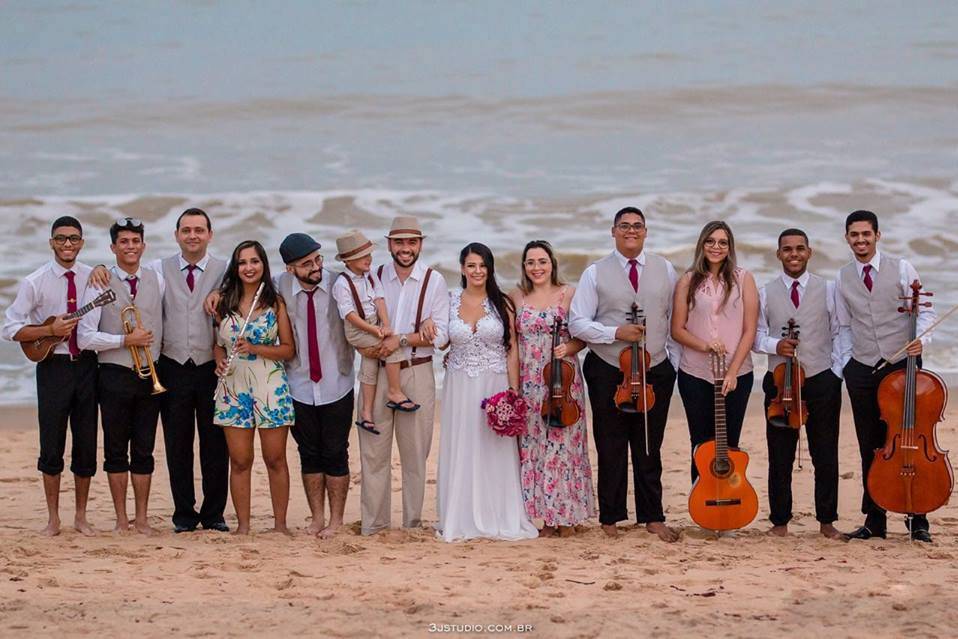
[78,218,164,535]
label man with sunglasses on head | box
[78,217,164,535]
[3,216,98,536]
[569,206,682,542]
[91,208,229,533]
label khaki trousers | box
[359,360,435,534]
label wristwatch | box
[399,334,409,348]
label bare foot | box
[820,523,846,540]
[133,521,159,536]
[646,522,679,543]
[40,520,61,537]
[601,524,619,538]
[319,522,342,539]
[539,525,557,538]
[387,391,414,405]
[264,525,293,537]
[232,525,251,536]
[113,519,131,533]
[74,518,96,536]
[767,525,788,537]
[306,519,325,536]
[557,526,575,538]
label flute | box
[218,282,266,381]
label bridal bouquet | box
[481,389,529,437]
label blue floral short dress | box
[214,307,294,429]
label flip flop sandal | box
[386,399,420,412]
[355,419,381,435]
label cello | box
[867,280,953,515]
[614,303,655,453]
[540,316,580,428]
[766,318,808,429]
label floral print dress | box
[214,307,294,429]
[516,294,596,527]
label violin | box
[614,303,655,453]
[766,318,808,429]
[540,316,580,428]
[867,280,953,515]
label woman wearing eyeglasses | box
[671,220,758,482]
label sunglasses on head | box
[115,217,143,229]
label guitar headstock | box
[709,350,727,382]
[898,279,933,316]
[92,289,117,308]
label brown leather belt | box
[382,355,432,370]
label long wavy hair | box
[216,240,280,319]
[517,240,565,294]
[460,242,514,350]
[686,220,738,311]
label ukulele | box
[688,351,759,531]
[20,289,117,362]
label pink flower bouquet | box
[481,389,529,437]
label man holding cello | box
[836,210,937,542]
[754,228,844,539]
[570,206,681,542]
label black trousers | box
[844,357,928,532]
[36,352,98,477]
[583,352,676,525]
[98,364,161,475]
[158,356,229,528]
[763,369,842,526]
[678,368,753,482]
[290,391,354,476]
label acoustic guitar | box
[688,351,759,531]
[20,289,117,362]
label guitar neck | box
[66,300,99,320]
[713,378,728,461]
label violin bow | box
[874,302,958,372]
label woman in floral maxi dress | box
[511,241,595,537]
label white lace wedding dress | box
[436,290,538,542]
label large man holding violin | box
[570,206,681,542]
[754,228,844,540]
[836,210,938,542]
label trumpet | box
[121,304,166,395]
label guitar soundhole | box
[711,458,732,479]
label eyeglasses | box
[293,255,324,269]
[52,234,83,245]
[704,238,730,248]
[615,223,646,232]
[115,217,143,229]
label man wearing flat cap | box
[277,232,355,537]
[359,216,449,535]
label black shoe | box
[910,528,932,543]
[174,522,198,533]
[844,525,886,540]
[202,521,230,533]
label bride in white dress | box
[437,243,538,542]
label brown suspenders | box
[338,272,376,321]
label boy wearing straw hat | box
[332,230,419,434]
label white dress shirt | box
[754,271,843,378]
[77,265,166,352]
[2,260,93,355]
[331,268,385,320]
[568,249,681,369]
[834,250,934,366]
[282,272,355,406]
[376,260,449,360]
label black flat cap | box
[279,232,322,264]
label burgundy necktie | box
[186,264,196,292]
[790,280,800,309]
[127,275,138,299]
[628,259,639,293]
[64,271,79,356]
[862,264,873,292]
[305,289,322,383]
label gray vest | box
[764,274,833,377]
[838,255,910,366]
[590,252,672,367]
[97,269,164,367]
[277,270,353,377]
[160,255,226,365]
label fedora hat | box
[385,215,426,240]
[335,229,375,262]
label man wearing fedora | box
[359,216,448,535]
[277,233,355,537]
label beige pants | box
[343,317,403,385]
[359,359,435,534]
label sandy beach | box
[2,396,958,638]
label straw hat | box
[335,229,374,262]
[385,216,426,240]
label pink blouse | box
[679,267,753,382]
